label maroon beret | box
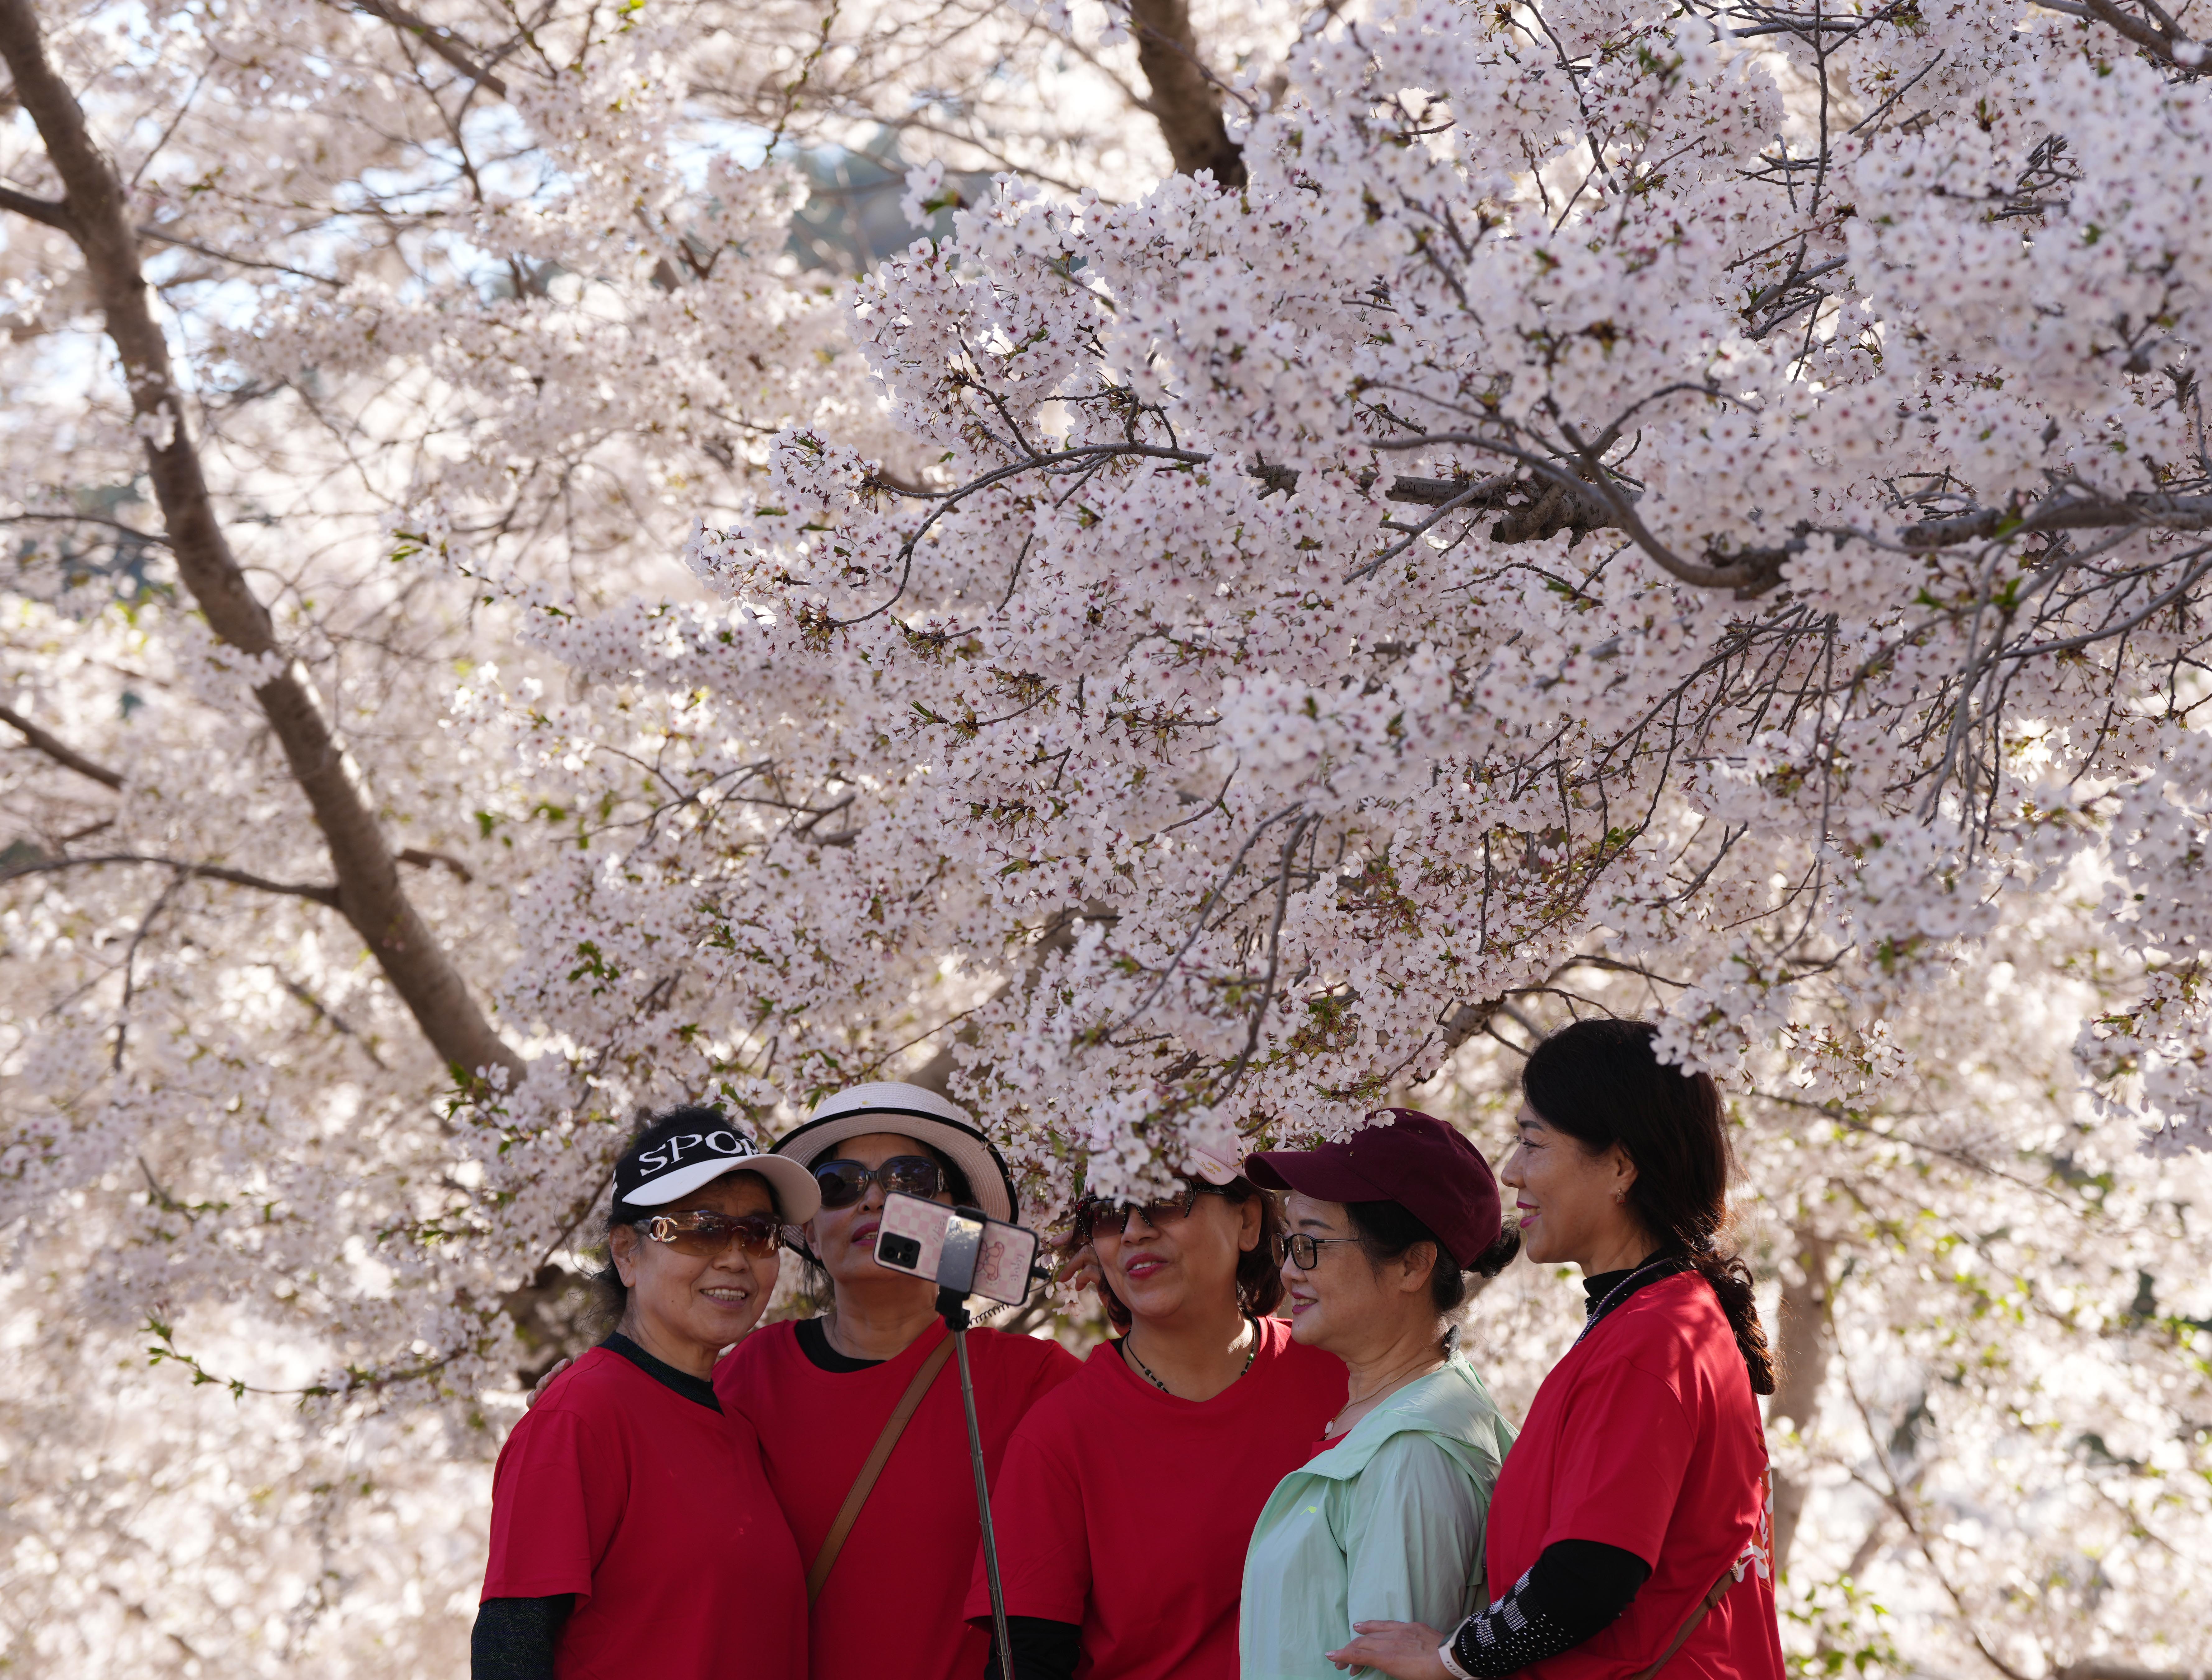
[1244,1108,1503,1267]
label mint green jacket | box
[1238,1358,1517,1680]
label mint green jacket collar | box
[1239,1356,1515,1680]
[1286,1357,1514,1484]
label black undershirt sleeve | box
[1446,1540,1651,1676]
[471,1594,575,1680]
[982,1614,1083,1680]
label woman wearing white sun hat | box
[716,1081,1082,1680]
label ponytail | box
[1523,1019,1775,1395]
[1685,1247,1775,1396]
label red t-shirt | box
[967,1316,1348,1680]
[483,1343,806,1680]
[1485,1272,1786,1680]
[717,1317,1081,1680]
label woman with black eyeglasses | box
[1237,1111,1519,1679]
[476,1104,820,1680]
[716,1083,1082,1680]
[966,1150,1346,1680]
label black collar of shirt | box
[602,1333,723,1411]
[795,1316,885,1373]
[1580,1251,1692,1333]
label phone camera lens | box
[879,1234,922,1268]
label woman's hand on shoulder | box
[1326,1621,1453,1680]
[525,1358,573,1409]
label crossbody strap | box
[1630,1552,1751,1680]
[806,1335,956,1603]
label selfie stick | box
[934,1211,1017,1680]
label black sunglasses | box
[1074,1181,1231,1240]
[813,1154,944,1210]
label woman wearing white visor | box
[477,1104,822,1680]
[716,1082,1081,1680]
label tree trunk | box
[0,0,522,1084]
[1128,0,1246,187]
[1768,1229,1835,1574]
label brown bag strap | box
[1630,1556,1747,1680]
[805,1335,955,1603]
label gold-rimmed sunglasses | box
[634,1209,783,1259]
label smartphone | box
[875,1192,1042,1307]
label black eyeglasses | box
[1074,1182,1231,1240]
[636,1210,783,1259]
[813,1155,944,1210]
[1272,1230,1363,1270]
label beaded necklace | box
[1121,1314,1259,1396]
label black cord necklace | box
[1122,1315,1259,1395]
[1573,1255,1687,1346]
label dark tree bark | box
[1128,0,1246,187]
[0,0,523,1085]
[1768,1230,1836,1574]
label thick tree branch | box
[1387,472,1620,543]
[0,0,522,1082]
[2038,0,2211,68]
[0,851,343,908]
[0,702,125,789]
[329,0,510,96]
[1126,0,1246,187]
[0,180,75,232]
[1901,490,2212,550]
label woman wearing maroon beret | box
[1331,1020,1786,1680]
[1238,1110,1522,1679]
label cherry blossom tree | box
[5,0,2211,1672]
[487,0,2212,1669]
[0,0,1235,1666]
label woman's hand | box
[525,1358,572,1409]
[1053,1230,1102,1298]
[1326,1622,1453,1680]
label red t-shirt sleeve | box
[482,1406,614,1603]
[1541,1363,1695,1566]
[965,1410,1090,1624]
[1020,1336,1084,1408]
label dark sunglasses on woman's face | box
[637,1210,783,1259]
[813,1154,944,1210]
[1075,1181,1229,1240]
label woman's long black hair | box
[1522,1019,1776,1395]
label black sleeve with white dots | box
[1445,1540,1651,1677]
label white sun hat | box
[773,1081,1020,1223]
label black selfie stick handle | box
[940,1287,1017,1680]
